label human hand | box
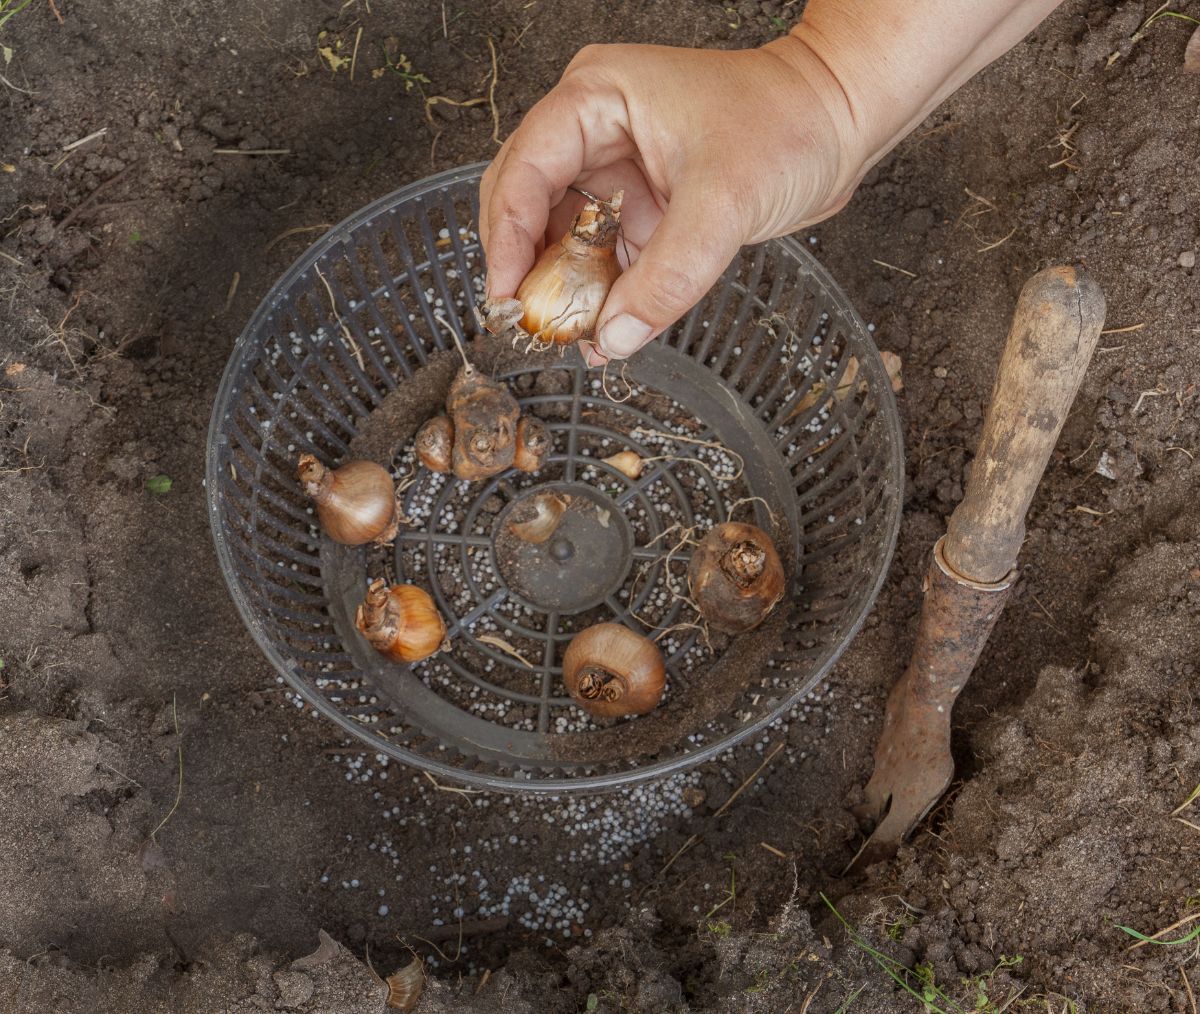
[479,37,864,365]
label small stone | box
[1179,250,1196,269]
[933,366,948,379]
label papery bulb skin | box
[688,522,786,635]
[297,454,399,546]
[516,192,623,346]
[355,580,447,663]
[562,622,665,718]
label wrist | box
[759,29,874,213]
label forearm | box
[768,0,1062,192]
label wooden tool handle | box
[944,266,1105,584]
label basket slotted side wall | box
[207,164,903,791]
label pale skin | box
[479,0,1063,365]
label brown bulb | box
[516,192,623,346]
[562,622,665,718]
[415,414,454,473]
[297,454,398,546]
[355,579,447,663]
[446,365,520,481]
[513,416,551,473]
[688,522,785,634]
[602,449,643,480]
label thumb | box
[595,184,744,359]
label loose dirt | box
[1,1,1198,1011]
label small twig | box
[477,633,534,669]
[872,258,917,279]
[1030,593,1066,635]
[0,74,37,95]
[222,271,240,313]
[1073,505,1112,517]
[349,25,363,80]
[47,0,63,23]
[421,770,482,798]
[212,148,292,156]
[1127,912,1200,951]
[1182,965,1197,1014]
[1165,446,1194,462]
[314,265,366,371]
[759,842,788,859]
[714,743,785,818]
[799,981,823,1014]
[1100,322,1145,335]
[423,916,509,943]
[264,223,332,252]
[61,127,108,152]
[977,227,1017,253]
[148,694,183,841]
[1176,817,1200,834]
[34,163,134,259]
[1132,387,1166,415]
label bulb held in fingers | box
[516,191,623,346]
[562,622,665,718]
[688,522,785,634]
[297,454,399,546]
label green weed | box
[1115,918,1200,948]
[822,893,1024,1013]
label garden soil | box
[1,1,1198,1011]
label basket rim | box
[205,162,905,792]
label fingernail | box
[597,314,653,359]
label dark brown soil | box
[2,1,1198,1012]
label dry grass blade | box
[872,258,917,278]
[1182,965,1197,1014]
[265,224,332,252]
[476,633,535,669]
[148,694,183,841]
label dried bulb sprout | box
[687,522,786,635]
[513,415,551,473]
[355,579,448,663]
[415,414,454,473]
[562,622,665,718]
[447,365,520,481]
[507,492,570,544]
[385,958,424,1011]
[297,454,399,546]
[515,191,624,347]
